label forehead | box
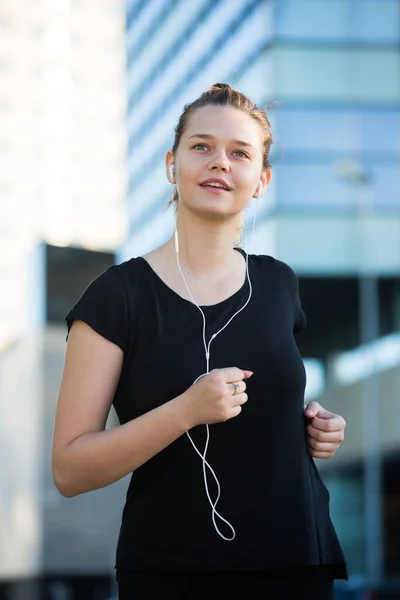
[183,105,263,147]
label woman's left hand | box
[304,402,346,459]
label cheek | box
[177,157,201,184]
[232,168,259,193]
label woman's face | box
[167,105,270,222]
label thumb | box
[304,401,322,418]
[314,410,334,421]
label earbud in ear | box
[254,185,261,197]
[169,165,175,182]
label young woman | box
[52,83,347,599]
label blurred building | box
[0,0,128,348]
[122,0,400,594]
[0,244,122,600]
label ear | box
[253,167,271,198]
[165,150,175,183]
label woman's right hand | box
[182,367,253,428]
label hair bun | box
[209,82,231,91]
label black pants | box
[116,566,335,599]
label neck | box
[167,212,241,276]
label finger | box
[307,425,344,443]
[314,411,342,421]
[304,402,321,417]
[316,414,347,430]
[231,405,243,418]
[220,367,253,383]
[242,370,254,379]
[232,392,248,407]
[307,437,340,453]
[231,382,240,396]
[308,447,337,459]
[230,381,246,395]
[310,410,347,431]
[310,415,345,433]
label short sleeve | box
[65,265,129,352]
[276,259,307,336]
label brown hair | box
[168,83,274,244]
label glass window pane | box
[275,163,400,213]
[360,110,400,154]
[276,0,348,40]
[276,164,355,211]
[276,108,355,153]
[275,108,400,155]
[354,0,400,42]
[374,165,400,211]
[277,48,400,103]
[349,50,400,103]
[276,0,400,42]
[278,48,346,100]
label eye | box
[233,150,249,159]
[193,143,208,151]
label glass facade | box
[123,0,400,261]
[276,47,400,102]
[275,0,400,42]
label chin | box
[194,204,240,223]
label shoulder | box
[249,253,302,301]
[107,256,148,294]
[249,253,298,281]
[113,256,145,280]
[76,261,134,306]
[67,256,147,320]
[249,253,306,334]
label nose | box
[208,149,230,172]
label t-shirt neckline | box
[138,246,250,310]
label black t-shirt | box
[65,249,347,579]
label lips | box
[199,178,231,191]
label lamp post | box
[335,159,384,590]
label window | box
[277,48,400,103]
[353,0,400,42]
[276,163,400,213]
[276,0,400,43]
[275,108,400,155]
[276,0,348,40]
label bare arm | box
[52,321,193,497]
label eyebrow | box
[188,133,254,148]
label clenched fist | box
[183,367,253,428]
[305,402,346,459]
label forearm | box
[53,394,192,497]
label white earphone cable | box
[175,197,260,541]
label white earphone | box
[174,195,261,541]
[169,165,175,181]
